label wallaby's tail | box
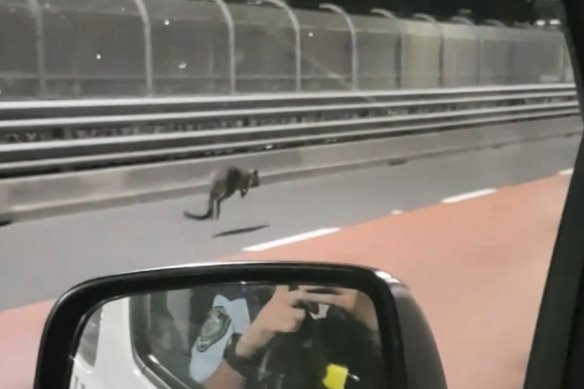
[184,196,213,220]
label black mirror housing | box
[33,262,447,389]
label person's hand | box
[236,286,307,358]
[301,287,379,332]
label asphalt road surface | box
[0,134,580,311]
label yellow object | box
[322,363,349,389]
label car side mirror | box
[33,262,447,389]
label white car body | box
[69,298,157,389]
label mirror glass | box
[70,283,387,389]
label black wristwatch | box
[223,333,260,378]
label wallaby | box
[184,167,260,221]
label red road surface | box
[234,175,569,389]
[0,175,570,389]
[0,302,54,389]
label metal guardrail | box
[0,83,576,114]
[0,92,577,129]
[0,84,579,176]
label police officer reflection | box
[190,285,384,389]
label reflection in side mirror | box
[34,262,447,389]
[73,284,385,389]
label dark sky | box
[286,0,559,22]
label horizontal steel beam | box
[0,101,577,149]
[0,84,579,177]
[2,109,577,175]
[0,83,575,113]
[0,91,576,131]
[0,103,577,173]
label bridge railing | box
[0,0,572,99]
[0,84,578,176]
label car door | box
[525,0,584,388]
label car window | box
[0,1,582,389]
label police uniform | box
[189,285,272,384]
[190,285,340,387]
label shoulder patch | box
[195,306,232,353]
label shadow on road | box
[213,224,270,238]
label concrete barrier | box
[1,116,581,222]
[0,187,13,226]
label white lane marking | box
[391,210,403,215]
[559,168,574,176]
[243,228,341,252]
[442,188,497,204]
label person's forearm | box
[203,361,246,389]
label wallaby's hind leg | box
[212,199,218,220]
[205,195,214,220]
[215,197,225,220]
